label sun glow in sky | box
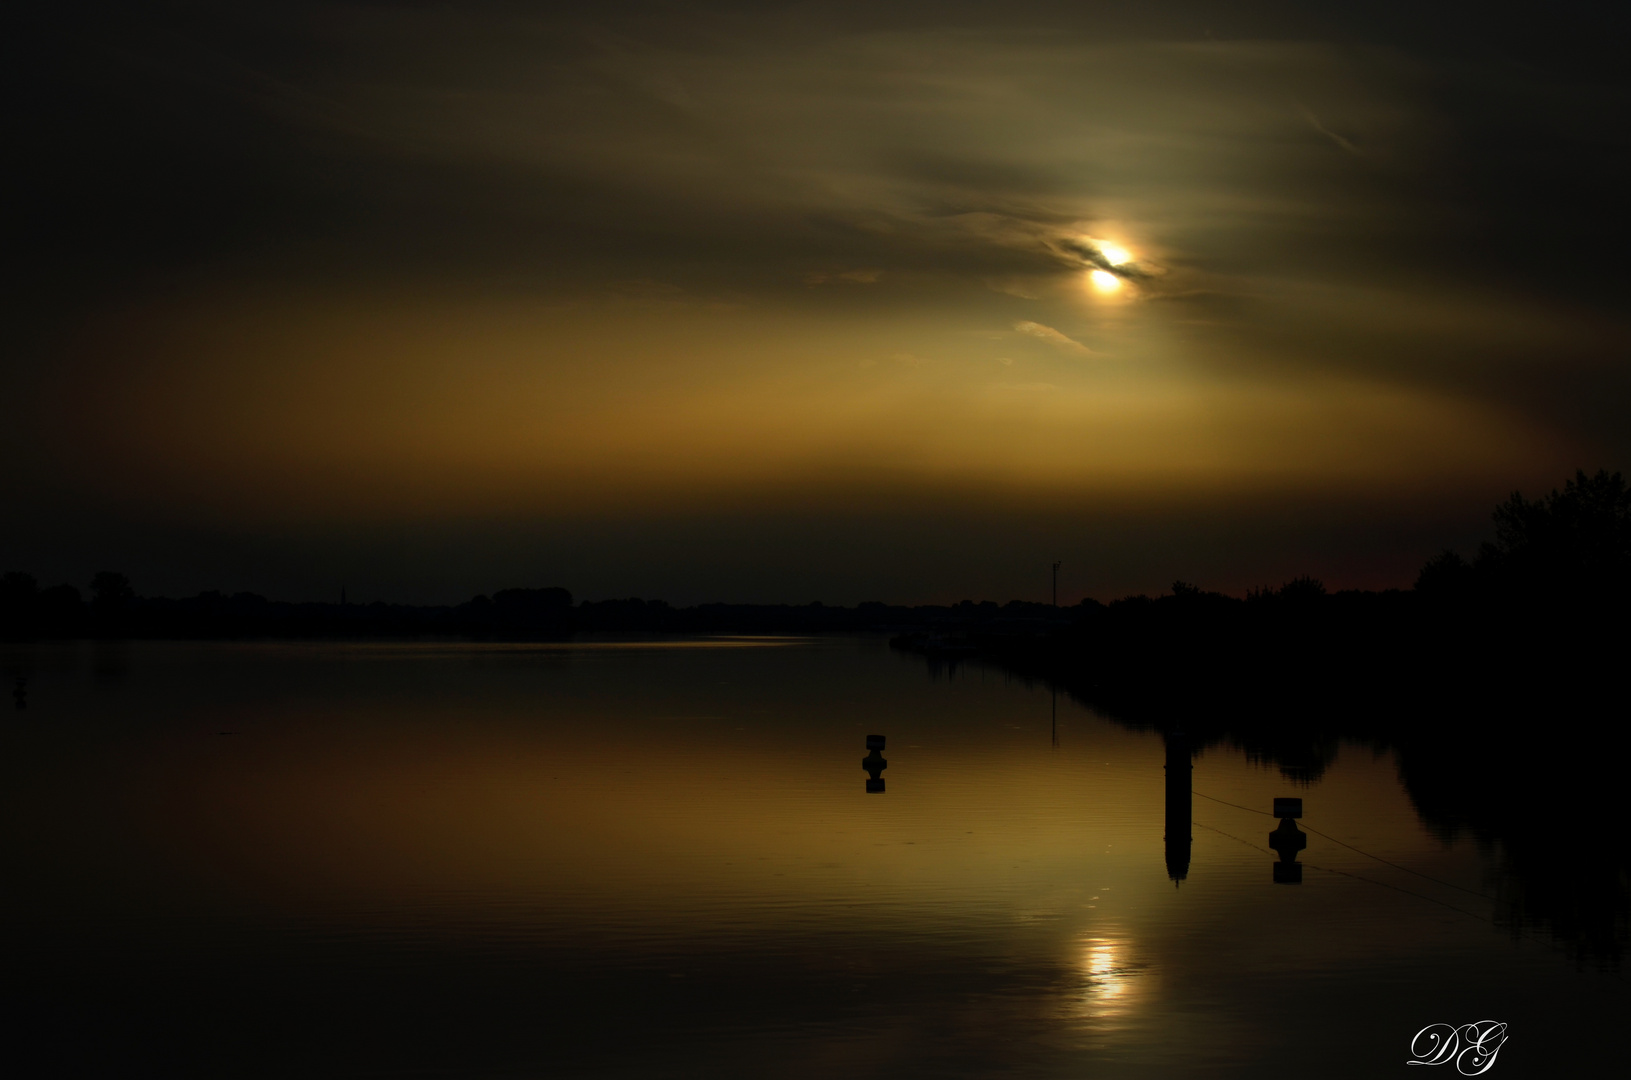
[5,2,1626,603]
[1095,242,1133,267]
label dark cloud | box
[1053,238,1159,283]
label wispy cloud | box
[1054,237,1158,283]
[806,268,882,285]
[1014,321,1095,356]
[1298,104,1363,156]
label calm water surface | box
[1,638,1620,1077]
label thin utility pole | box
[1051,561,1062,607]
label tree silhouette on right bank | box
[1419,468,1631,611]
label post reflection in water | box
[862,733,887,793]
[1164,729,1192,884]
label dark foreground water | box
[1,638,1621,1078]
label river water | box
[1,638,1619,1077]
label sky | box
[5,1,1630,605]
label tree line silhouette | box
[0,574,1076,639]
[5,469,1627,648]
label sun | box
[1081,237,1133,293]
[1097,242,1132,266]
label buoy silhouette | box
[863,735,887,793]
[1269,797,1306,884]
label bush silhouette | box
[90,572,135,612]
[1479,469,1631,601]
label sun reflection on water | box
[1071,934,1149,1023]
